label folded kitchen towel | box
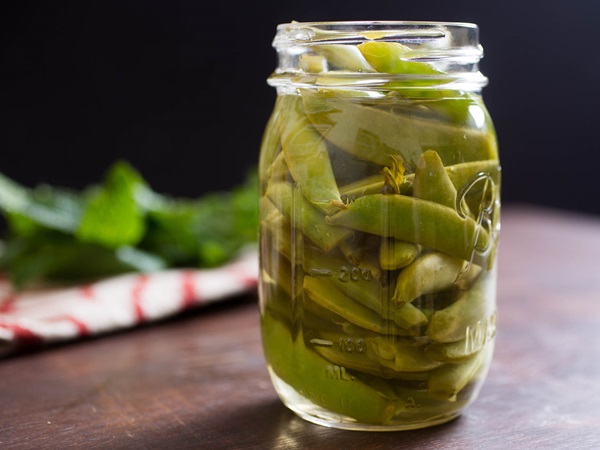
[0,249,259,358]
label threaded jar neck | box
[269,21,488,92]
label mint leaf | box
[76,161,147,248]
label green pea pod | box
[357,41,441,77]
[339,159,499,201]
[266,180,351,252]
[303,275,416,336]
[325,194,489,262]
[355,41,473,123]
[379,239,420,270]
[369,336,444,373]
[426,274,497,343]
[339,234,382,280]
[313,44,376,72]
[258,96,285,182]
[413,150,457,209]
[428,343,492,401]
[261,313,401,424]
[280,95,343,215]
[299,54,327,73]
[392,252,466,306]
[311,329,442,379]
[424,339,481,363]
[301,90,497,170]
[328,274,429,330]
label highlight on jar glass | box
[257,21,501,431]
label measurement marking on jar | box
[338,337,366,353]
[403,397,421,410]
[307,268,334,277]
[465,312,497,354]
[338,266,373,282]
[310,338,333,347]
[307,266,373,282]
[326,364,354,381]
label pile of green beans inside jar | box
[258,21,501,431]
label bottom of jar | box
[268,368,464,432]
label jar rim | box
[274,21,479,46]
[277,20,479,29]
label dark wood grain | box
[1,204,600,449]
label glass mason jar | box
[258,21,500,431]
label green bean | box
[261,312,401,424]
[392,252,466,306]
[325,194,490,262]
[303,275,417,336]
[379,239,420,270]
[301,90,497,170]
[266,180,351,252]
[413,150,457,209]
[279,94,343,215]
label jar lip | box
[274,20,479,46]
[277,20,479,29]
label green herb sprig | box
[0,161,259,289]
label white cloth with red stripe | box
[0,248,259,357]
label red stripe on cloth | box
[225,265,259,289]
[181,271,198,309]
[0,323,43,350]
[0,294,17,313]
[80,284,96,301]
[63,315,90,336]
[132,274,149,323]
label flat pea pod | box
[339,234,382,280]
[266,180,351,252]
[313,44,375,72]
[413,150,457,209]
[379,239,419,270]
[426,274,497,343]
[427,343,493,401]
[325,194,490,262]
[355,42,473,123]
[311,329,442,378]
[392,252,466,306]
[258,95,285,181]
[303,275,416,336]
[301,90,497,170]
[369,336,443,373]
[328,273,429,330]
[261,312,401,424]
[299,54,327,73]
[279,94,342,215]
[357,41,442,77]
[424,339,481,364]
[339,159,499,200]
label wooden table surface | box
[1,204,600,449]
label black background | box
[2,1,599,216]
